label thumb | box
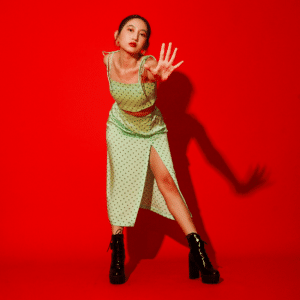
[144,63,155,75]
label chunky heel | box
[189,253,200,279]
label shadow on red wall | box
[125,72,268,279]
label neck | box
[118,49,142,69]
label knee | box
[158,175,177,194]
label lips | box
[129,42,136,47]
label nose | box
[133,32,139,41]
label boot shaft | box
[186,232,212,269]
[186,232,206,250]
[110,234,124,251]
[109,233,126,284]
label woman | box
[103,15,219,285]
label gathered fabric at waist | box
[122,104,156,117]
[107,102,168,138]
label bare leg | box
[112,225,124,235]
[149,146,197,236]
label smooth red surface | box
[0,256,299,300]
[1,1,300,297]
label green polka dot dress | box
[103,50,192,227]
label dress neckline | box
[108,51,156,86]
[109,78,155,85]
[109,78,139,85]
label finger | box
[169,47,178,65]
[159,43,165,61]
[165,42,172,61]
[173,60,184,69]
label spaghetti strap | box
[103,50,118,90]
[109,52,117,79]
[138,55,157,97]
[138,55,156,84]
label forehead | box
[125,18,147,31]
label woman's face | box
[116,18,148,54]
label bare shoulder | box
[103,53,109,66]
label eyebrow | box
[126,24,147,33]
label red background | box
[1,0,300,299]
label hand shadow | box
[125,72,269,280]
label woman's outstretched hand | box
[144,43,184,82]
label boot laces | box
[191,234,212,268]
[195,235,207,245]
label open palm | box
[144,43,184,82]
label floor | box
[1,256,299,300]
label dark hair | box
[117,15,151,50]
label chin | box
[126,48,140,55]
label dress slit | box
[106,103,192,227]
[138,143,189,218]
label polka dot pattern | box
[104,51,192,227]
[110,81,156,113]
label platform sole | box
[109,274,126,284]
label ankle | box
[186,231,198,236]
[113,228,123,235]
[185,232,199,239]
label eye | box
[141,33,146,37]
[128,28,133,32]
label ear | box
[114,30,119,41]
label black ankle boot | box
[107,232,125,284]
[186,232,220,284]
